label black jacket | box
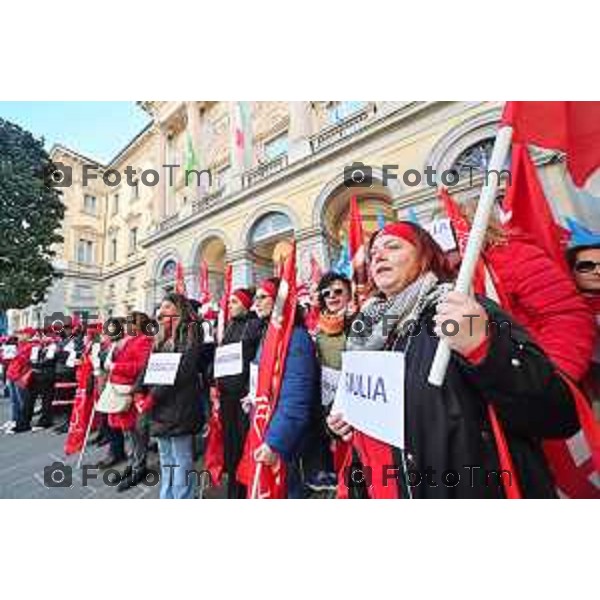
[349,300,579,499]
[215,312,264,400]
[143,334,213,438]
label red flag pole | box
[428,123,513,386]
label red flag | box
[304,254,322,333]
[348,196,368,305]
[502,101,600,187]
[175,261,186,296]
[503,143,571,273]
[438,187,486,295]
[198,260,211,304]
[64,353,96,455]
[237,242,298,498]
[204,389,224,486]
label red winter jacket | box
[485,234,595,381]
[108,334,154,430]
[6,341,33,383]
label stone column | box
[229,250,254,288]
[288,101,313,162]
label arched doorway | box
[320,184,395,268]
[248,211,294,283]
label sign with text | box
[143,353,182,386]
[214,342,243,378]
[332,350,405,449]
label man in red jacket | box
[6,327,36,433]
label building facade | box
[8,100,597,330]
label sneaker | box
[1,420,15,431]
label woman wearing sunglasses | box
[568,236,600,418]
[302,272,354,493]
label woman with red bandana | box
[214,288,263,498]
[327,221,579,498]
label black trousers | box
[219,392,249,499]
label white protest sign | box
[332,351,405,449]
[321,366,341,407]
[248,363,259,399]
[214,342,243,378]
[3,345,17,360]
[91,343,101,370]
[143,352,183,385]
[425,218,457,252]
[65,350,77,368]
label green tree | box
[0,117,65,312]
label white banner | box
[321,366,341,407]
[332,351,406,449]
[143,352,182,386]
[30,346,40,363]
[214,342,243,378]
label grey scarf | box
[346,272,450,352]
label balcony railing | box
[309,105,374,153]
[242,154,288,188]
[157,213,179,232]
[192,186,226,215]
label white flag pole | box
[428,125,514,387]
[76,399,97,470]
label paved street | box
[0,394,220,499]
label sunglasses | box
[574,260,600,274]
[321,287,346,299]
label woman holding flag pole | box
[237,244,320,499]
[327,220,581,498]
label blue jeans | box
[7,381,22,423]
[157,435,196,499]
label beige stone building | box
[8,100,595,330]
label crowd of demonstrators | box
[1,215,599,500]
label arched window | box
[250,212,293,244]
[452,138,501,175]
